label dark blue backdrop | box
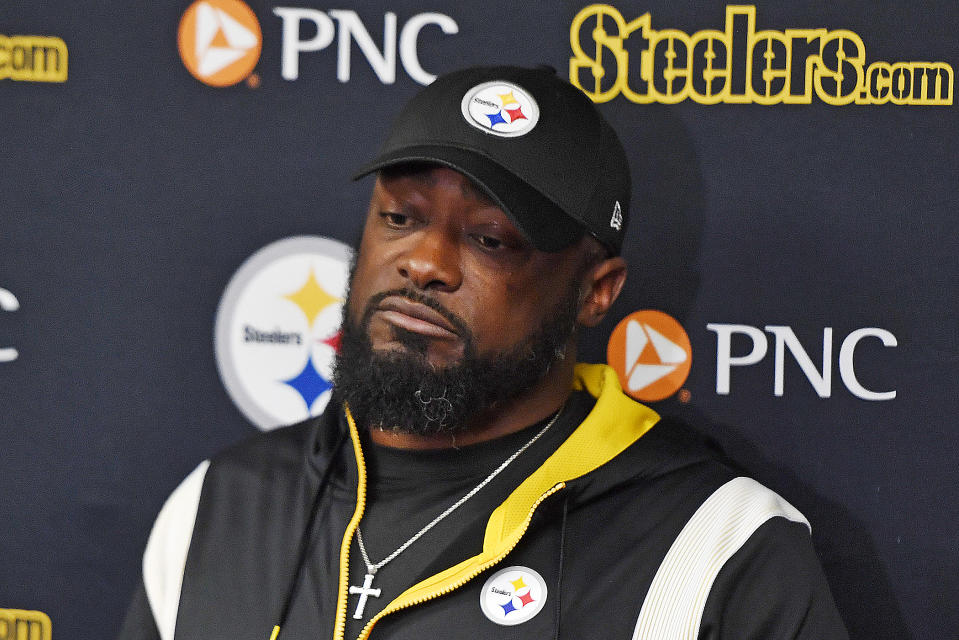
[1,1,956,639]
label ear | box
[577,256,627,327]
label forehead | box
[376,162,497,208]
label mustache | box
[359,288,471,337]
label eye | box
[380,211,411,228]
[474,234,503,250]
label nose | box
[397,228,462,292]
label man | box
[119,66,847,639]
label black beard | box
[332,285,580,436]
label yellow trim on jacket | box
[332,363,660,640]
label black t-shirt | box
[343,392,594,637]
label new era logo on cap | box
[610,201,623,230]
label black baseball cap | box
[353,65,631,254]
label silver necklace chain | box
[355,406,564,576]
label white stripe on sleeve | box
[632,476,809,640]
[142,460,210,640]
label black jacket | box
[119,364,847,639]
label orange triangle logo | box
[210,28,231,48]
[607,310,693,402]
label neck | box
[368,348,576,450]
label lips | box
[374,296,459,339]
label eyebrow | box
[403,168,498,207]
[460,179,496,206]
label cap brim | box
[352,145,584,253]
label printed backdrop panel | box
[0,1,956,639]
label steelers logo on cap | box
[461,81,540,138]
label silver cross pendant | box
[349,573,382,619]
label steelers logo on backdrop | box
[607,310,692,402]
[461,81,540,137]
[480,566,548,626]
[215,236,352,430]
[178,0,262,87]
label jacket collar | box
[334,363,660,638]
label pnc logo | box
[178,0,262,87]
[607,310,692,402]
[607,311,898,402]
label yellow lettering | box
[724,5,754,103]
[751,31,789,104]
[570,5,627,103]
[688,29,729,104]
[0,36,8,78]
[0,610,51,640]
[620,12,654,103]
[0,36,67,83]
[568,5,952,106]
[888,61,954,105]
[864,61,891,104]
[815,30,865,105]
[648,29,691,103]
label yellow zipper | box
[328,364,657,640]
[331,407,369,640]
[275,365,655,640]
[355,482,566,640]
[331,403,566,640]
